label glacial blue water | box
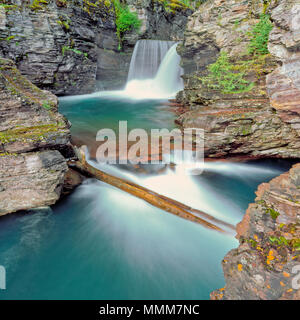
[0,95,294,300]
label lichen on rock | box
[211,163,300,300]
[0,58,73,215]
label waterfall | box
[124,41,184,99]
[89,40,184,100]
[153,44,184,95]
[127,40,175,81]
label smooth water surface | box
[0,95,294,300]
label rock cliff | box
[0,0,191,94]
[0,58,72,216]
[176,0,300,159]
[0,0,116,95]
[175,0,300,299]
[211,163,300,300]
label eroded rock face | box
[0,0,115,95]
[97,0,192,90]
[211,163,300,300]
[0,151,67,216]
[0,58,71,215]
[176,0,300,159]
[126,0,192,41]
[267,0,300,138]
[0,0,191,93]
[0,59,71,154]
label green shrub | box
[202,51,253,94]
[113,0,141,50]
[57,19,70,31]
[62,46,88,59]
[269,236,288,246]
[248,14,273,55]
[266,207,280,220]
[269,236,300,251]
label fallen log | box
[69,146,235,234]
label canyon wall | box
[211,163,300,300]
[176,0,300,159]
[0,0,191,94]
[0,58,73,215]
[176,0,300,299]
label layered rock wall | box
[0,0,116,94]
[176,0,300,159]
[175,0,300,299]
[0,0,191,93]
[0,58,72,215]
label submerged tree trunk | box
[69,146,235,234]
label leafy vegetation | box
[0,3,18,11]
[266,207,280,220]
[202,13,273,95]
[113,0,141,50]
[269,236,300,251]
[248,14,273,55]
[62,46,88,59]
[157,0,205,12]
[269,236,288,246]
[57,19,70,31]
[29,0,49,11]
[0,35,15,42]
[158,0,192,12]
[202,51,254,94]
[42,101,52,110]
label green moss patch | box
[0,124,65,144]
[0,60,56,111]
[29,0,49,11]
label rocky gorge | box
[0,0,191,93]
[174,0,300,299]
[0,0,191,212]
[176,0,300,159]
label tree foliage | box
[114,0,141,50]
[202,51,253,94]
[248,14,273,55]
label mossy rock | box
[0,58,58,112]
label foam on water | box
[60,41,184,101]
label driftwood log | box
[69,147,235,234]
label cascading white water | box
[152,44,184,95]
[127,40,175,81]
[124,42,184,99]
[72,40,184,100]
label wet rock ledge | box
[211,163,300,300]
[0,58,74,216]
